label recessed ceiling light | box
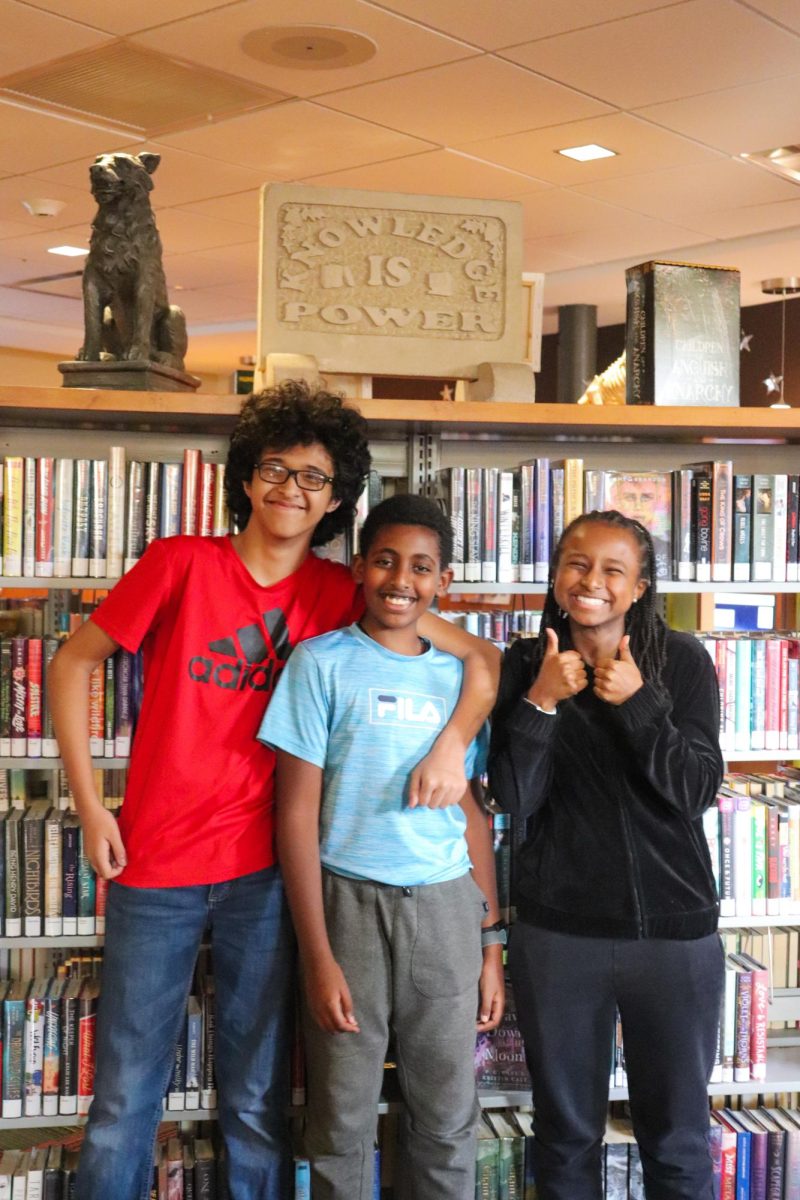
[241,25,377,70]
[557,143,617,162]
[47,245,88,257]
[741,146,800,185]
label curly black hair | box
[225,379,371,548]
[534,509,667,683]
[359,493,453,568]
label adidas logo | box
[188,608,293,692]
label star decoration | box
[763,373,783,395]
[440,383,454,401]
[740,331,754,351]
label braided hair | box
[532,509,667,684]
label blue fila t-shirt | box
[259,622,489,886]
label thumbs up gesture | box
[593,635,643,706]
[527,627,588,711]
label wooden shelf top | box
[1,385,798,441]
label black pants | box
[509,923,724,1200]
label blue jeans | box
[75,865,294,1200]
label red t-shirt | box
[91,536,362,887]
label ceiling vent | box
[0,40,290,137]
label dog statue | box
[77,151,188,372]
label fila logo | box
[188,608,294,692]
[369,688,447,728]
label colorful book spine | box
[72,458,91,576]
[88,458,107,577]
[9,638,26,760]
[22,457,36,578]
[26,638,42,759]
[3,457,23,577]
[52,458,74,577]
[34,457,54,578]
[123,459,146,573]
[181,449,200,536]
[106,446,126,578]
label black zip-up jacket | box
[488,629,723,940]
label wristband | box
[523,697,558,716]
[481,921,508,948]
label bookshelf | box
[3,384,800,1137]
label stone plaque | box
[258,184,524,379]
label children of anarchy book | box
[592,470,671,580]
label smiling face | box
[242,441,340,546]
[353,522,453,650]
[553,521,648,641]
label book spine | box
[212,463,228,537]
[181,449,200,536]
[534,458,551,582]
[733,969,752,1081]
[718,795,735,917]
[22,458,36,578]
[43,811,62,937]
[72,459,90,576]
[159,464,182,538]
[2,999,23,1117]
[185,998,201,1109]
[62,821,78,937]
[712,461,733,582]
[106,446,126,578]
[197,462,215,538]
[672,468,694,581]
[114,650,133,758]
[788,474,800,582]
[496,470,514,584]
[23,812,43,937]
[693,471,712,582]
[0,640,10,757]
[23,993,44,1116]
[9,638,26,761]
[518,464,534,583]
[59,991,78,1115]
[772,472,788,583]
[103,655,115,759]
[77,990,96,1116]
[464,468,482,583]
[765,637,781,751]
[481,467,498,582]
[749,966,768,1080]
[625,263,647,405]
[88,664,104,758]
[751,801,767,916]
[88,459,107,577]
[144,460,161,548]
[34,457,54,578]
[52,459,74,577]
[77,828,96,936]
[26,637,42,758]
[3,458,23,576]
[123,460,146,573]
[442,468,465,583]
[752,474,774,582]
[732,474,752,582]
[201,982,216,1110]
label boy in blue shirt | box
[260,494,504,1200]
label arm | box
[274,750,359,1034]
[610,637,724,820]
[411,612,501,808]
[488,636,562,819]
[462,778,504,1032]
[47,620,128,879]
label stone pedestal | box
[58,360,202,392]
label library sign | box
[258,183,525,378]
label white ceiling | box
[0,0,799,376]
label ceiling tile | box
[0,103,141,175]
[317,56,611,143]
[179,286,257,324]
[372,0,673,51]
[516,190,643,238]
[459,112,722,186]
[636,73,800,156]
[522,240,585,274]
[0,173,91,234]
[173,189,264,229]
[0,1,111,75]
[37,144,274,209]
[500,0,800,109]
[131,0,478,98]
[741,0,800,35]
[148,210,256,255]
[573,159,800,234]
[162,243,260,290]
[527,214,708,266]
[694,199,800,239]
[20,0,243,36]
[157,101,432,177]
[304,148,552,198]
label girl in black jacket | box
[489,510,724,1200]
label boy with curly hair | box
[49,381,499,1200]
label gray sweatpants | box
[303,869,487,1200]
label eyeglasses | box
[254,461,335,492]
